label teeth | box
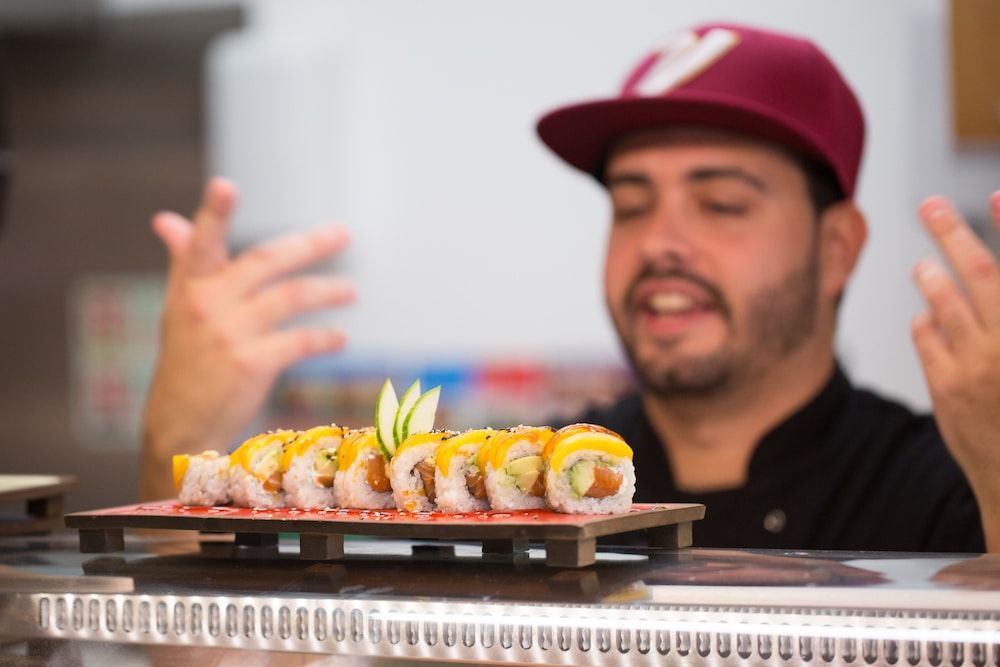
[649,292,696,315]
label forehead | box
[604,126,802,178]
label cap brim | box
[536,90,844,192]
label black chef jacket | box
[574,365,985,552]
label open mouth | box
[645,291,709,316]
[630,279,725,336]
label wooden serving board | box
[0,474,77,537]
[65,501,705,568]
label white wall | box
[909,0,1000,234]
[189,0,998,409]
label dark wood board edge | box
[0,476,78,506]
[575,504,706,539]
[0,517,61,537]
[65,513,581,540]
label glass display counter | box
[2,531,999,665]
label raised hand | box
[139,178,355,501]
[911,191,1000,550]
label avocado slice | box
[505,455,543,476]
[314,449,337,487]
[568,460,595,498]
[514,469,541,494]
[506,455,544,495]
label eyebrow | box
[605,167,769,193]
[687,167,768,192]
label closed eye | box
[608,176,654,224]
[613,202,652,222]
[702,200,749,216]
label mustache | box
[625,266,732,320]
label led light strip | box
[3,592,999,666]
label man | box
[140,23,1000,552]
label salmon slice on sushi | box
[434,428,497,512]
[481,426,554,511]
[543,423,635,514]
[389,430,456,512]
[280,424,344,509]
[227,429,297,509]
[334,428,394,509]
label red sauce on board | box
[96,500,661,525]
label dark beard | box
[625,250,820,399]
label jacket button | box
[763,509,786,533]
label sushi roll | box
[543,423,635,514]
[280,424,344,509]
[481,425,554,511]
[389,430,456,512]
[334,428,394,509]
[228,429,297,509]
[226,433,266,506]
[434,428,496,512]
[173,450,230,506]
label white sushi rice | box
[434,443,489,513]
[389,441,440,512]
[484,439,546,511]
[283,444,338,509]
[282,429,341,509]
[229,440,285,509]
[226,461,249,505]
[178,451,230,506]
[545,449,635,514]
[335,446,394,510]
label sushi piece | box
[280,424,344,509]
[389,430,456,512]
[434,428,496,512]
[334,427,394,509]
[226,433,267,506]
[227,429,297,509]
[543,423,635,514]
[482,425,555,511]
[173,450,230,506]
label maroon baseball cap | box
[536,22,865,198]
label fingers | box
[244,276,356,332]
[227,225,351,296]
[913,257,981,349]
[186,177,238,277]
[911,311,955,382]
[151,211,194,262]
[251,328,349,375]
[919,196,1000,329]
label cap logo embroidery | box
[634,28,741,97]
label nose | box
[637,199,697,269]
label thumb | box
[151,211,195,263]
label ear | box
[817,201,867,301]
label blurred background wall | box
[0,0,997,512]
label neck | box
[640,343,836,492]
